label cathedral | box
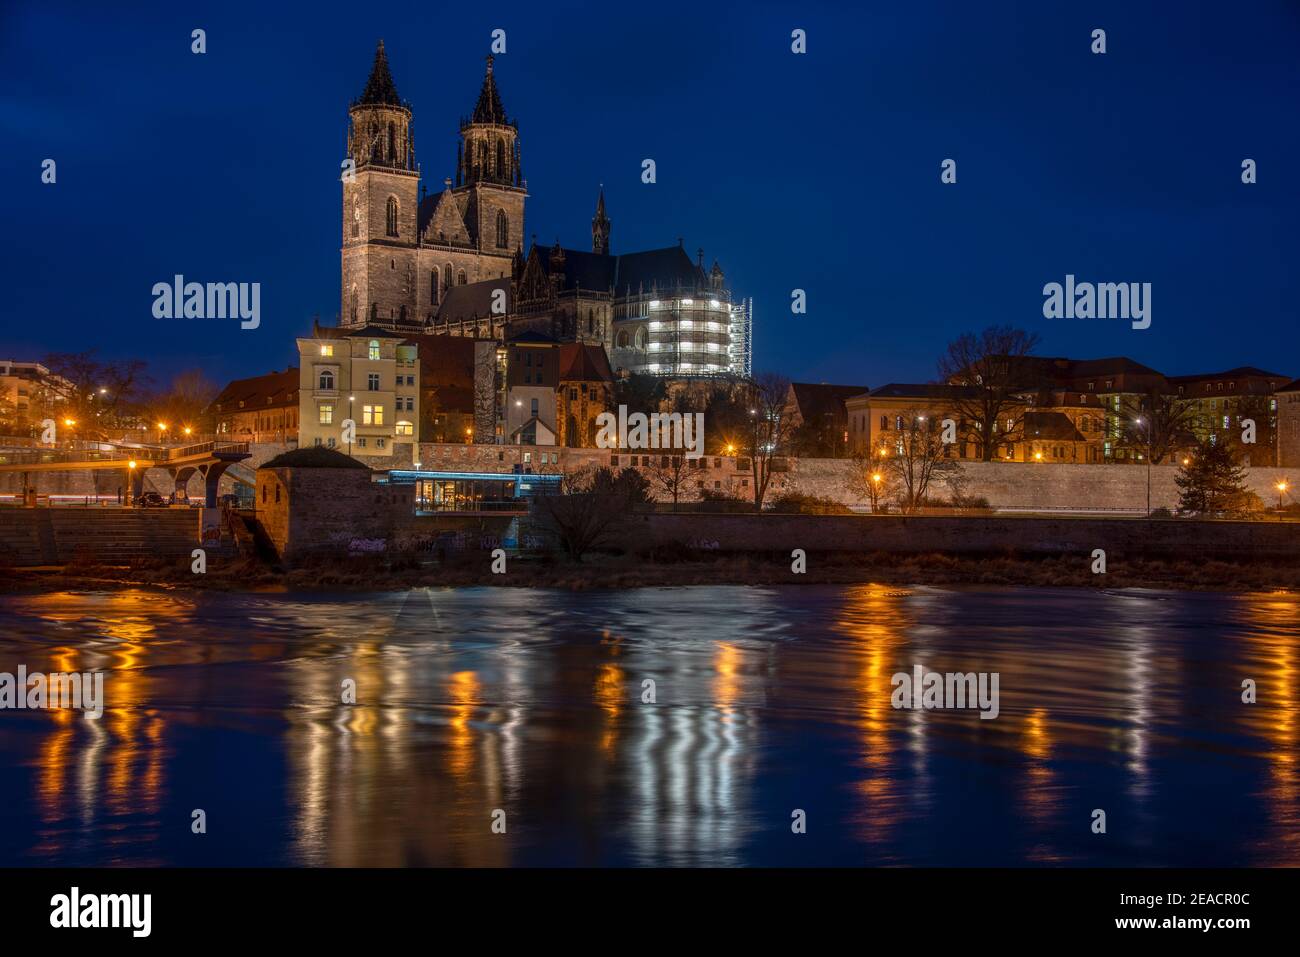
[340,41,752,379]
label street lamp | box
[1278,480,1290,510]
[1134,417,1152,516]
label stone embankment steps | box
[0,508,200,565]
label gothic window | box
[616,330,629,349]
[370,303,378,321]
[457,270,467,285]
[387,123,396,163]
[496,139,506,177]
[350,285,358,322]
[634,327,647,349]
[386,197,398,237]
[399,305,407,323]
[431,270,439,304]
[443,263,453,290]
[479,140,488,171]
[495,210,508,248]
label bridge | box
[0,440,252,507]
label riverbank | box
[3,549,1297,594]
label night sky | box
[3,0,1297,390]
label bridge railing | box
[0,447,149,467]
[166,441,250,459]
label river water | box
[0,585,1296,867]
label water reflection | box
[0,586,1297,866]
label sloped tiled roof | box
[1024,410,1086,442]
[314,323,409,341]
[535,244,707,296]
[790,382,870,420]
[211,368,298,413]
[558,343,614,383]
[1166,366,1289,383]
[868,383,979,400]
[434,278,512,324]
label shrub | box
[766,491,851,514]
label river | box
[0,585,1296,866]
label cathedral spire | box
[592,185,611,255]
[355,39,404,107]
[472,54,510,126]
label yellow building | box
[296,323,419,461]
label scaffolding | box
[728,297,752,377]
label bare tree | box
[846,448,899,513]
[43,350,149,440]
[937,326,1040,461]
[1118,385,1199,464]
[532,466,649,561]
[881,410,962,513]
[646,454,698,510]
[743,372,794,512]
[148,368,219,434]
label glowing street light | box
[1277,480,1290,509]
[63,418,75,428]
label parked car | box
[134,491,167,508]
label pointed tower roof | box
[471,54,510,125]
[355,39,404,107]
[595,185,607,217]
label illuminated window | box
[368,340,380,361]
[320,344,334,357]
[318,403,334,425]
[396,421,414,436]
[363,405,384,425]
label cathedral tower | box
[341,40,421,328]
[453,55,526,257]
[591,187,610,255]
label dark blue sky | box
[3,0,1297,389]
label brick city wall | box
[5,440,1294,512]
[786,459,1296,512]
